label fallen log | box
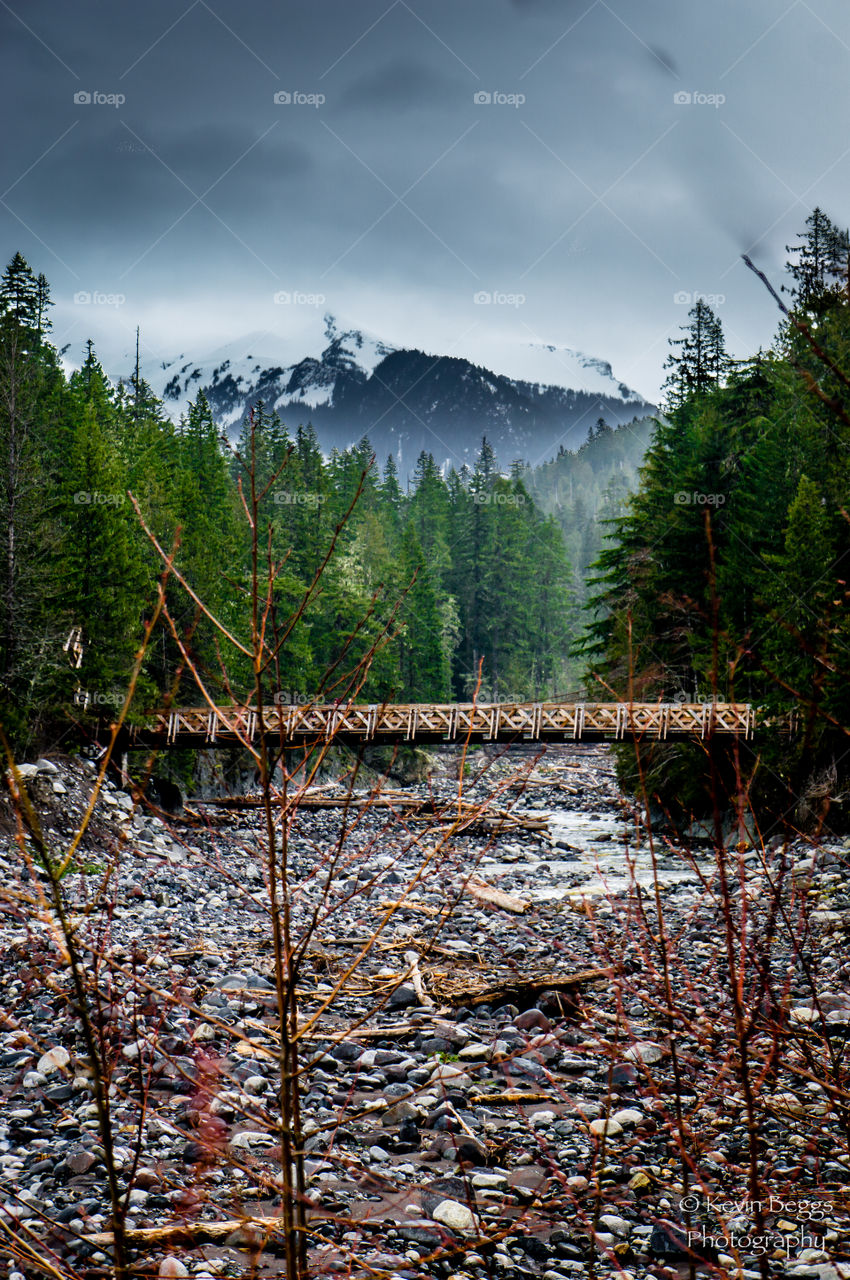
[198,793,420,810]
[83,1216,285,1249]
[379,898,442,917]
[192,792,549,833]
[413,806,549,834]
[465,876,529,914]
[470,1089,553,1106]
[426,966,611,1009]
[404,949,435,1009]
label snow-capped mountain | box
[134,318,654,474]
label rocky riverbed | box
[2,746,850,1280]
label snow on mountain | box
[122,317,654,476]
[454,337,643,403]
[142,322,397,430]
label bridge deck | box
[115,701,755,749]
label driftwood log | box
[404,949,435,1008]
[469,1089,554,1105]
[194,793,548,833]
[82,1216,290,1249]
[425,966,611,1009]
[465,876,529,913]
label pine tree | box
[408,452,451,585]
[56,401,149,706]
[760,475,835,708]
[785,207,850,310]
[173,390,240,646]
[396,522,450,699]
[0,254,62,697]
[663,300,728,411]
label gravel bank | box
[2,746,849,1279]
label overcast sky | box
[2,0,848,398]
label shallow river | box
[480,805,715,902]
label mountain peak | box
[121,324,654,476]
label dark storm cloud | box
[1,0,848,396]
[337,58,466,114]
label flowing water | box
[480,805,716,902]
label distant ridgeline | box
[527,415,657,606]
[0,254,657,752]
[148,319,655,480]
[584,208,850,826]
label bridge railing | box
[134,701,755,747]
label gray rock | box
[387,982,418,1010]
[588,1117,623,1137]
[215,971,275,992]
[623,1041,663,1065]
[430,1199,477,1233]
[381,1099,420,1127]
[37,1046,70,1074]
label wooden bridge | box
[115,701,756,750]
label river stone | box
[514,1008,551,1032]
[387,982,418,1009]
[382,1099,420,1127]
[229,1130,276,1149]
[215,971,275,991]
[790,1006,819,1025]
[158,1261,189,1278]
[588,1117,623,1137]
[458,1043,490,1061]
[37,1046,70,1074]
[429,1063,473,1089]
[502,1055,546,1080]
[420,1176,476,1217]
[242,1075,268,1095]
[599,1214,630,1237]
[623,1041,663,1065]
[611,1108,644,1127]
[431,1199,477,1233]
[57,1148,97,1178]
